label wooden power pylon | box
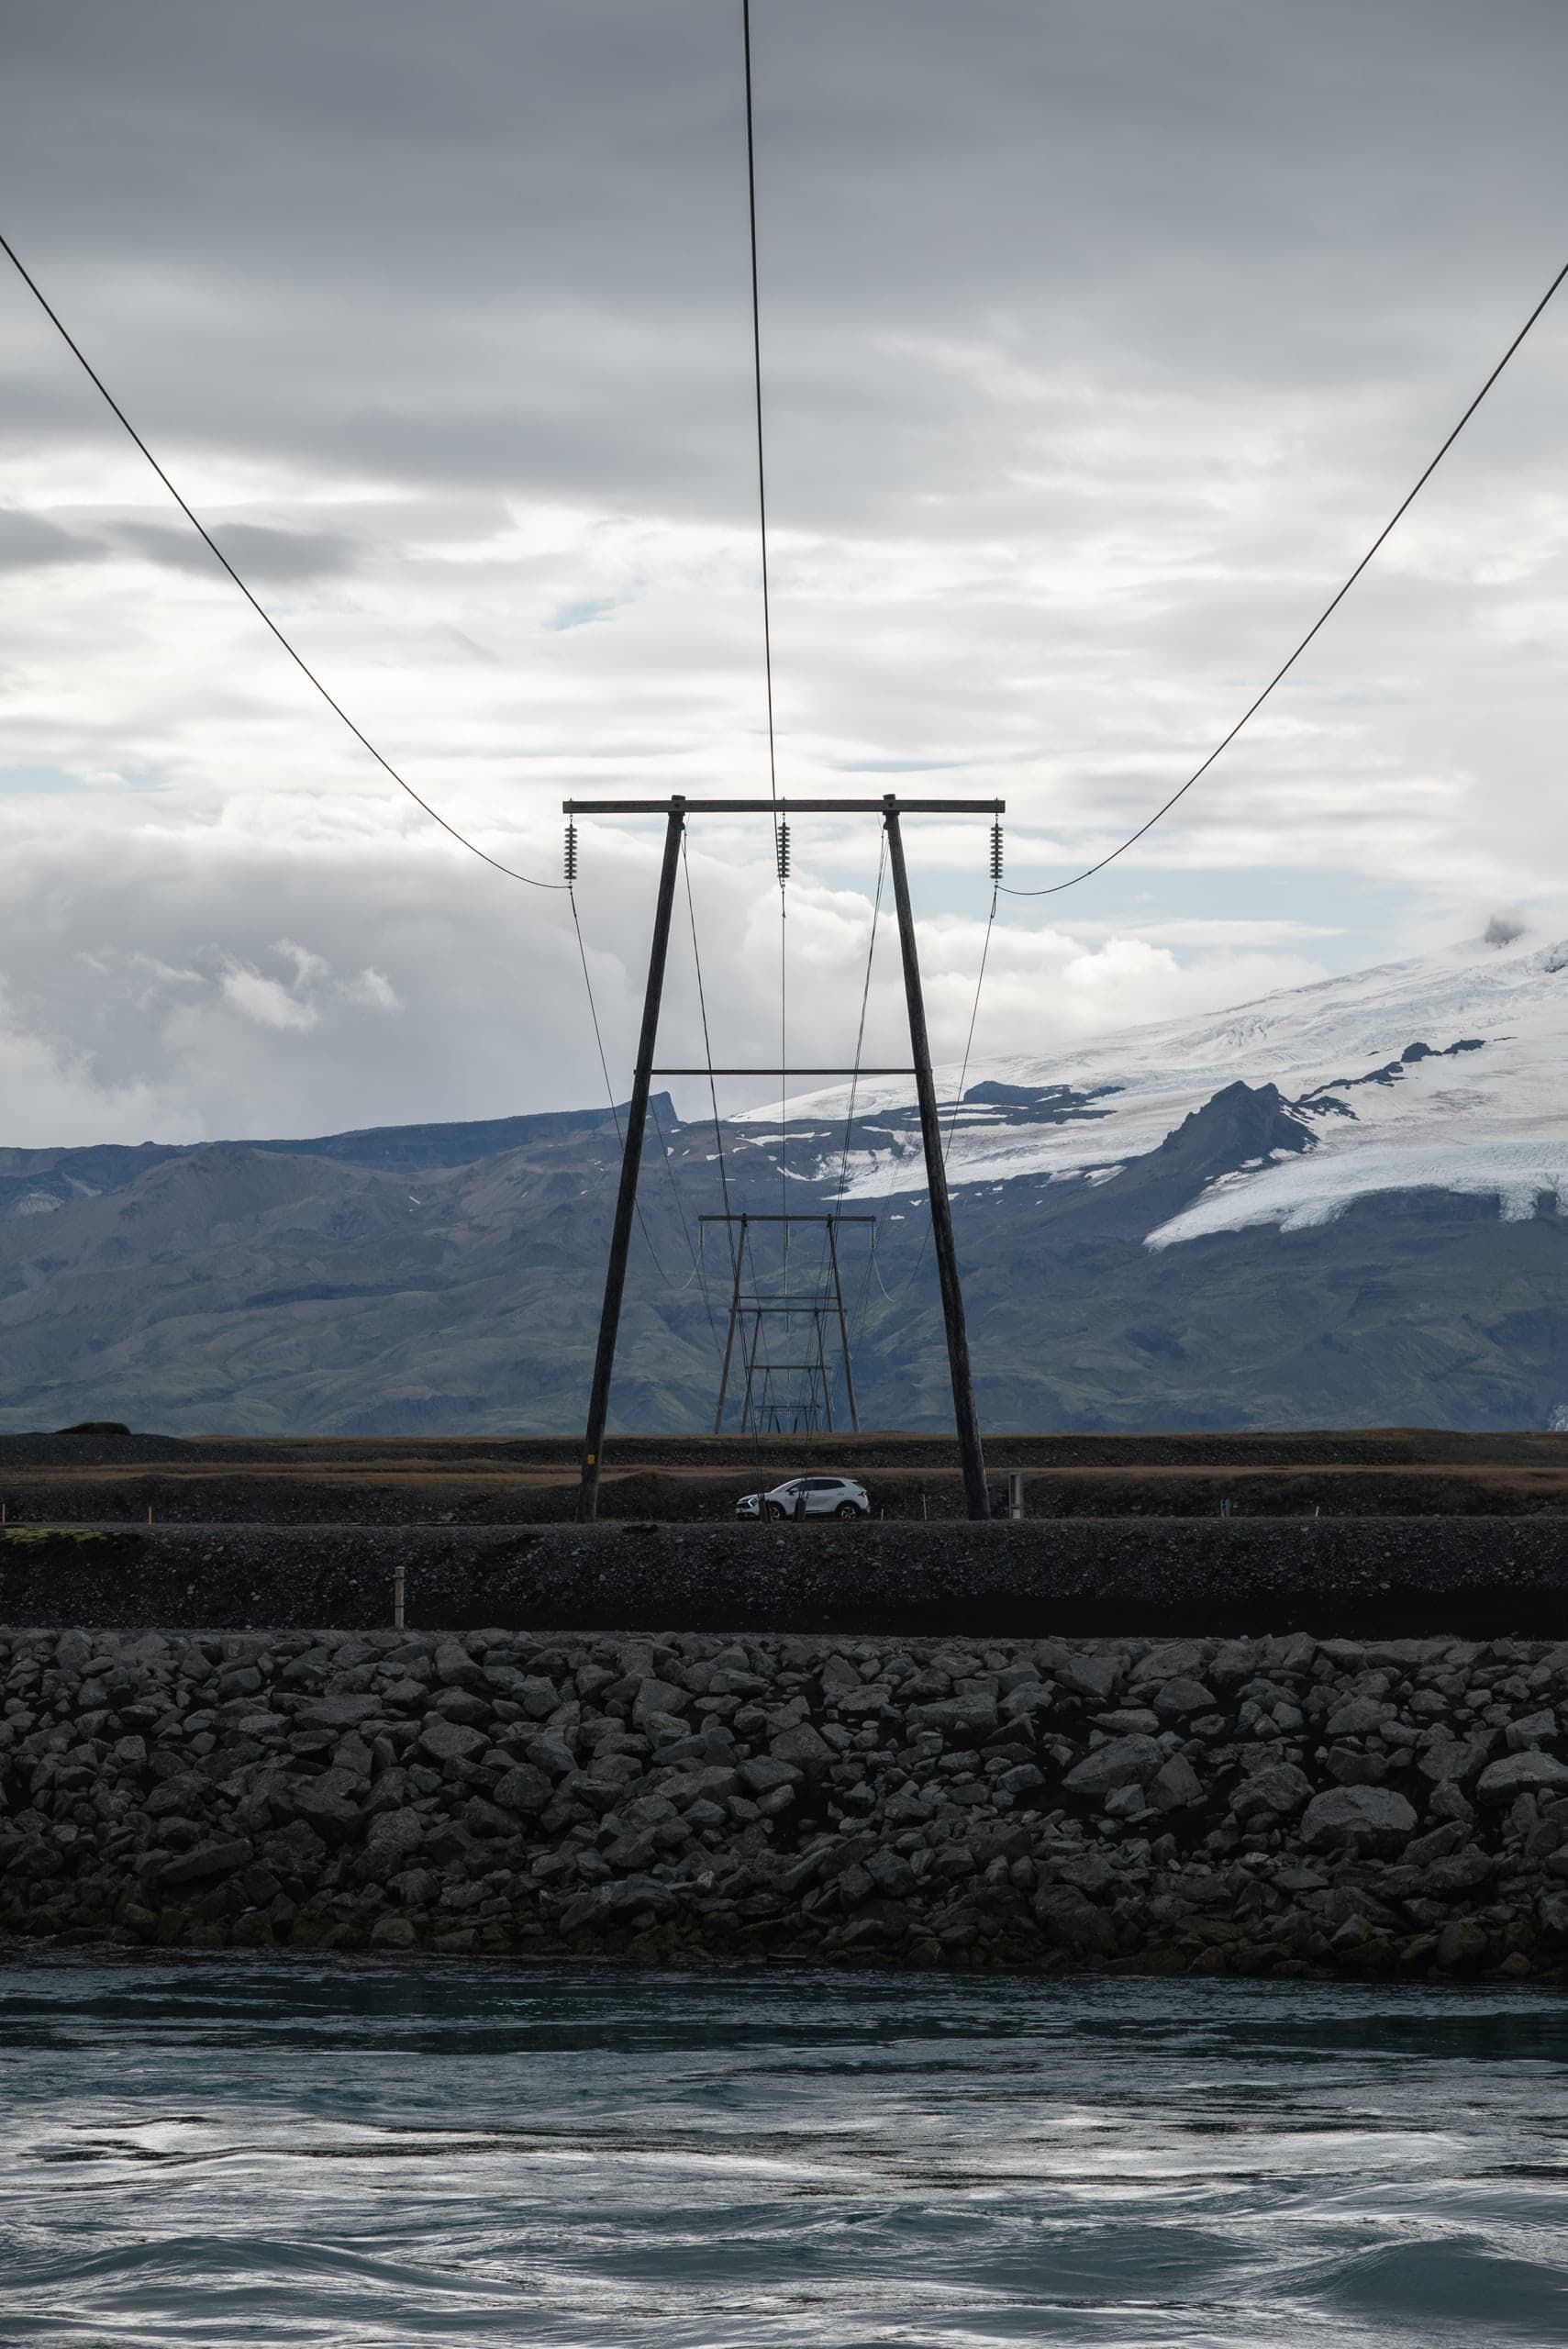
[569,794,1000,1522]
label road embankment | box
[5,1517,1568,1636]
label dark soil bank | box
[7,1518,1568,1638]
[5,1621,1568,1981]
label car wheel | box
[835,1500,861,1519]
[766,1502,787,1520]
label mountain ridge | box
[4,936,1567,1435]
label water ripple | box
[1,1953,1566,2345]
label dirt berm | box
[6,1517,1568,1636]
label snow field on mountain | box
[759,933,1568,1244]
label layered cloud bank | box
[5,3,1568,1143]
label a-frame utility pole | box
[575,796,686,1524]
[570,795,999,1522]
[883,800,989,1521]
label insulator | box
[564,820,578,886]
[776,820,791,886]
[989,820,1004,885]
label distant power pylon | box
[706,1210,873,1435]
[568,792,998,1522]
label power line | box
[740,1,790,1232]
[889,880,998,1309]
[831,829,887,1207]
[0,226,566,892]
[798,829,887,1417]
[1002,250,1568,898]
[647,1089,725,1348]
[682,833,738,1280]
[741,0,781,823]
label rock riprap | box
[4,1626,1568,1977]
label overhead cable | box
[648,1089,726,1351]
[682,834,738,1279]
[1002,250,1568,897]
[741,0,782,828]
[831,831,887,1207]
[0,226,566,891]
[891,875,998,1308]
[740,1,790,1229]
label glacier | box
[752,930,1568,1245]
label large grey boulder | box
[1231,1763,1314,1821]
[914,1695,1001,1739]
[434,1642,485,1692]
[298,1694,383,1732]
[493,1764,553,1817]
[155,1836,254,1891]
[289,1775,364,1843]
[1325,1698,1385,1738]
[1033,1884,1117,1956]
[524,1732,577,1779]
[417,1719,488,1767]
[1504,1711,1560,1753]
[559,1875,677,1934]
[770,1722,833,1765]
[1475,1751,1568,1805]
[631,1677,688,1727]
[432,1688,490,1727]
[1151,1678,1215,1719]
[1148,1753,1204,1810]
[1301,1786,1417,1854]
[1058,1653,1122,1704]
[363,1808,425,1867]
[1063,1735,1163,1798]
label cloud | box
[0,805,1345,1147]
[1,1,1566,1140]
[0,509,105,573]
[113,519,356,580]
[217,964,320,1031]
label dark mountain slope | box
[3,1064,1567,1433]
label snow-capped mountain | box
[771,930,1568,1250]
[5,929,1568,1434]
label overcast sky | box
[3,0,1567,1145]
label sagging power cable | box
[831,829,887,1208]
[683,834,738,1283]
[808,829,887,1416]
[1002,250,1568,897]
[740,1,790,1230]
[648,1089,727,1349]
[0,226,566,892]
[889,870,999,1310]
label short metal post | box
[884,800,990,1521]
[1008,1471,1024,1520]
[394,1562,406,1630]
[577,799,687,1520]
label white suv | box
[735,1475,871,1521]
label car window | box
[807,1477,837,1490]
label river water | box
[2,1952,1566,2346]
